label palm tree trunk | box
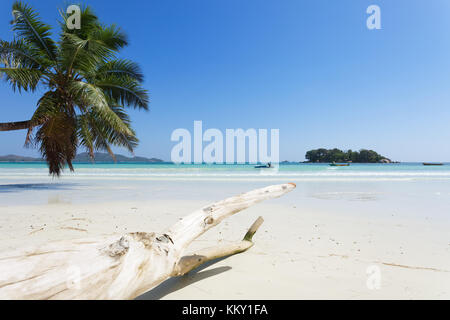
[0,120,31,131]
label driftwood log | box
[0,183,295,299]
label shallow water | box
[0,163,449,223]
[1,162,450,180]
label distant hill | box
[0,153,164,163]
[0,154,42,162]
[73,152,163,163]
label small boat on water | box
[329,162,350,167]
[423,163,444,166]
[255,162,272,168]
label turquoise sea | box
[1,162,450,180]
[1,164,449,242]
[1,162,449,223]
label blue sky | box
[1,0,450,162]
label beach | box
[0,163,449,299]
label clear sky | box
[1,0,450,162]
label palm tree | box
[0,2,149,175]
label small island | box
[304,148,392,163]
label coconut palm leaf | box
[0,39,46,69]
[94,59,144,82]
[94,75,149,110]
[11,1,57,61]
[36,111,77,175]
[77,105,138,161]
[69,80,134,136]
[0,67,43,92]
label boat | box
[423,163,444,166]
[329,163,350,167]
[255,163,272,168]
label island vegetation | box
[305,148,391,163]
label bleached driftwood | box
[0,183,295,299]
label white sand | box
[0,178,449,299]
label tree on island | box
[0,2,149,175]
[305,148,389,163]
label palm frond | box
[77,105,138,160]
[0,67,43,92]
[69,80,134,135]
[77,113,95,159]
[91,24,128,52]
[11,1,57,61]
[59,32,115,76]
[24,90,60,146]
[95,75,149,110]
[93,59,144,82]
[30,90,61,123]
[35,112,77,176]
[101,104,138,152]
[0,39,46,69]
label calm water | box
[0,162,450,180]
[1,162,450,218]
